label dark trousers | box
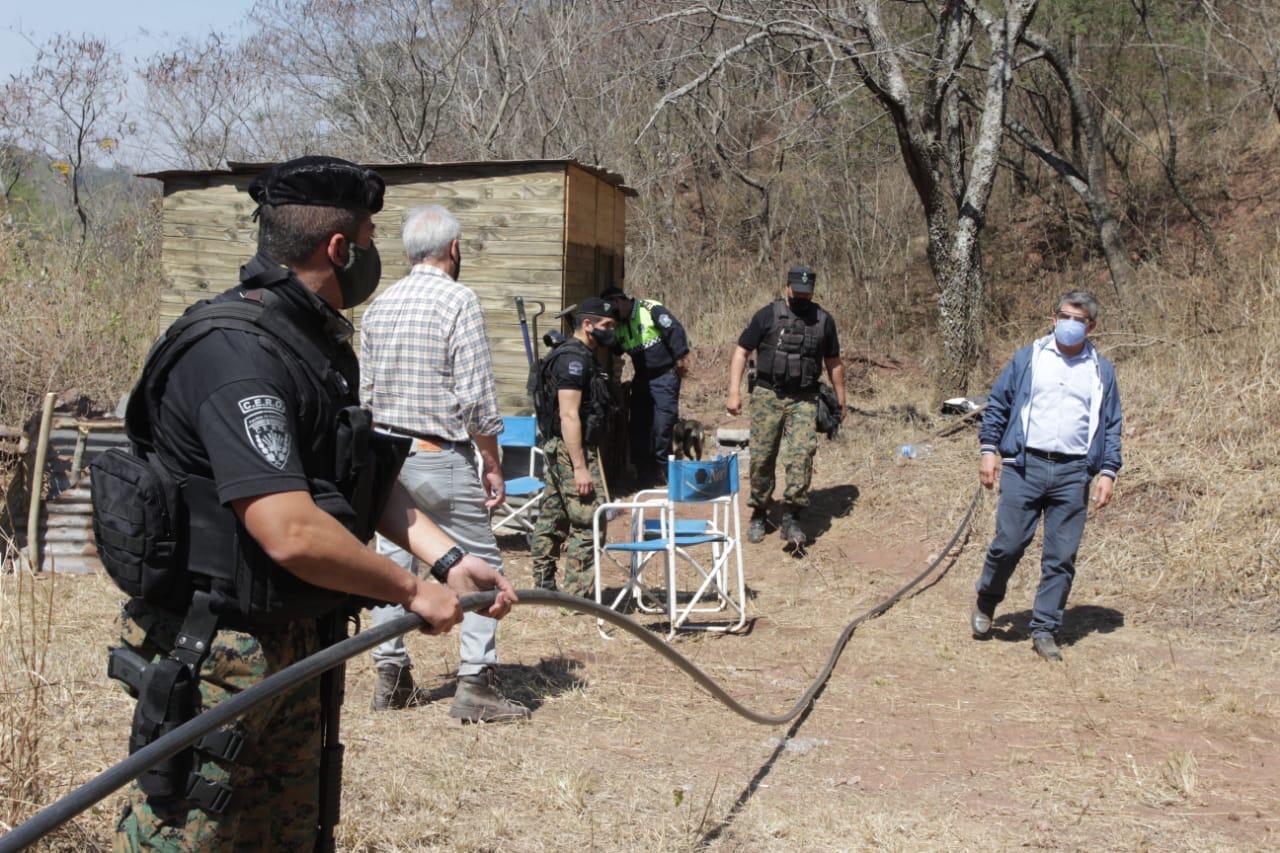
[976,454,1092,637]
[629,369,681,483]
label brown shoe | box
[450,669,531,723]
[371,663,416,711]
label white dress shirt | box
[1024,338,1095,455]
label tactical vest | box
[533,337,614,447]
[615,299,665,356]
[91,282,410,629]
[755,299,827,394]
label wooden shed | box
[141,159,634,412]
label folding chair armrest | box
[591,498,668,526]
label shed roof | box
[138,158,637,197]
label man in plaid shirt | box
[360,205,527,721]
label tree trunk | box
[1015,29,1136,301]
[938,250,984,394]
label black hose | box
[0,487,980,852]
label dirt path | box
[330,437,1279,851]
[13,429,1278,851]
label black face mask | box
[335,240,382,309]
[589,325,617,349]
[788,296,812,313]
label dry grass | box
[3,253,1279,849]
[0,207,162,427]
[2,131,1279,853]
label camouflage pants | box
[530,436,607,597]
[114,601,322,852]
[748,385,819,511]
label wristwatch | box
[430,545,466,583]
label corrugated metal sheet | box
[19,423,127,574]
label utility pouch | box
[111,593,228,806]
[747,360,757,393]
[129,656,198,799]
[583,371,614,448]
[333,406,410,544]
[815,383,842,440]
[90,448,188,609]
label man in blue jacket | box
[971,290,1122,661]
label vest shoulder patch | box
[239,395,292,470]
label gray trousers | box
[976,453,1092,638]
[371,446,502,676]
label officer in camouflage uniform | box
[727,266,845,546]
[115,603,324,849]
[530,296,619,597]
[108,158,516,851]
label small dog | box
[672,418,706,460]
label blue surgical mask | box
[1054,317,1087,347]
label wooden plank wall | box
[563,165,629,482]
[158,165,570,414]
[563,164,627,314]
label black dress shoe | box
[1032,635,1063,662]
[970,606,993,638]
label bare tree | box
[249,0,482,162]
[7,34,130,242]
[641,0,1040,393]
[997,19,1137,300]
[0,86,33,209]
[1131,0,1223,263]
[1199,0,1280,127]
[139,33,263,169]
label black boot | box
[779,509,806,546]
[747,509,768,544]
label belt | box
[377,425,471,453]
[1026,447,1085,463]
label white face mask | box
[1054,317,1087,347]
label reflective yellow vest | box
[616,298,665,356]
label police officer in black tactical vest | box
[726,266,846,546]
[96,156,516,851]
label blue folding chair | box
[491,416,546,536]
[592,454,747,639]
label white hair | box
[402,205,461,263]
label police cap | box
[248,156,385,216]
[577,296,619,321]
[787,265,817,293]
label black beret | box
[787,265,817,293]
[248,156,385,215]
[577,296,619,320]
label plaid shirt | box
[359,264,502,441]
